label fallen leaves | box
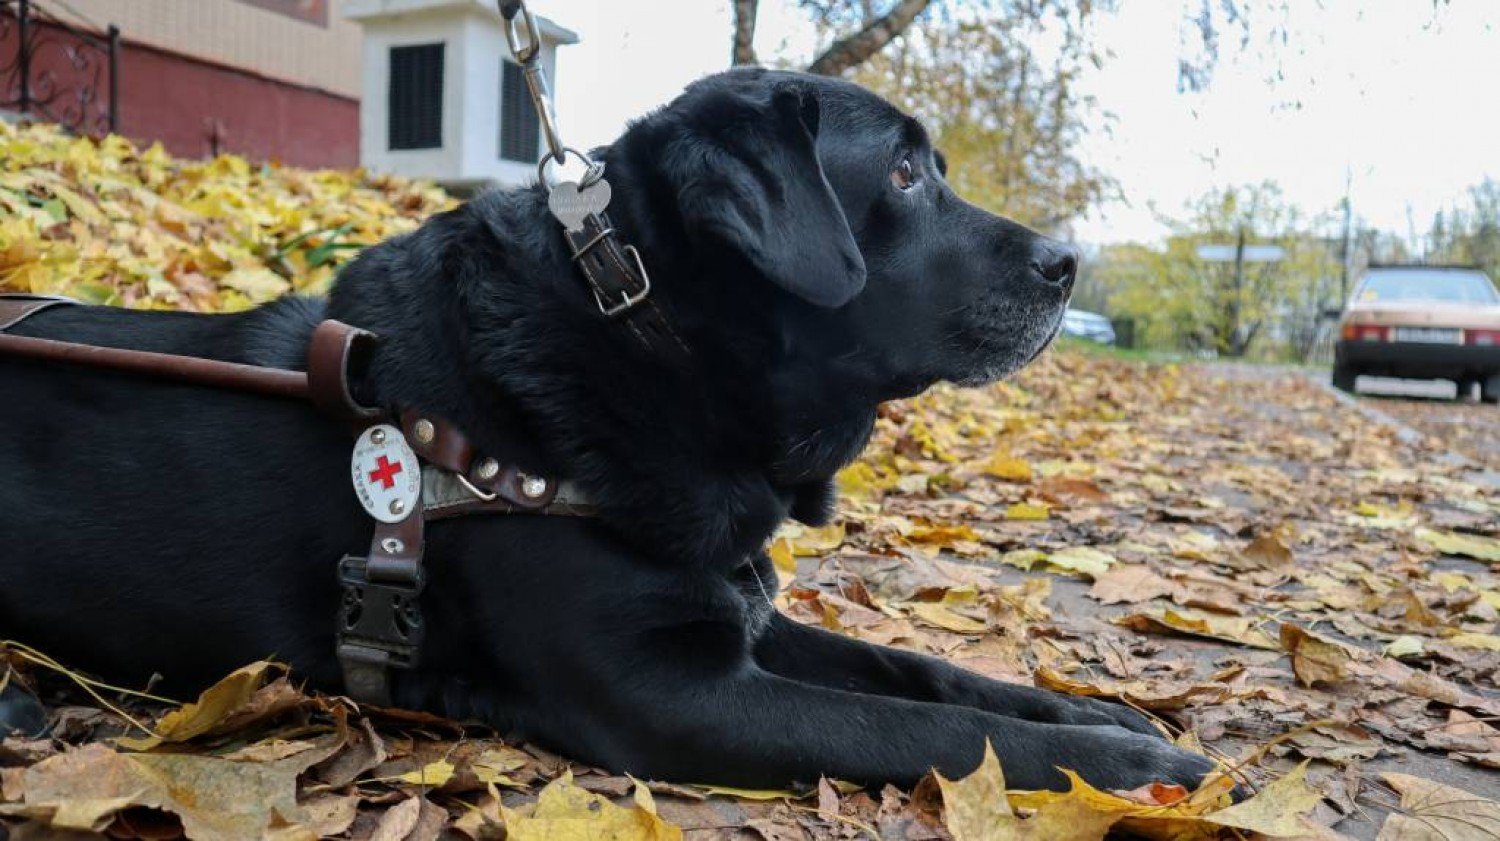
[1375,772,1499,841]
[933,741,1339,841]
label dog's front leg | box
[586,658,1215,793]
[753,613,1162,735]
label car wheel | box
[1332,365,1359,394]
[1483,374,1500,405]
[1457,379,1479,401]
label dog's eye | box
[890,158,917,191]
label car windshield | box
[1356,270,1500,304]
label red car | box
[1333,265,1500,402]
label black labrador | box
[0,69,1217,793]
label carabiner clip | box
[502,1,542,65]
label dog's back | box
[0,298,361,691]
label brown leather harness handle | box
[0,331,313,401]
[0,297,377,418]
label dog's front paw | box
[1072,728,1219,793]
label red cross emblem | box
[368,455,404,489]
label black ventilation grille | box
[388,43,444,151]
[500,60,541,163]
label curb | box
[1303,373,1427,447]
[1303,373,1500,490]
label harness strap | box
[564,213,690,361]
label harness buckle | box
[337,555,425,678]
[592,244,653,316]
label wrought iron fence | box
[0,0,118,134]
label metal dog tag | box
[351,424,422,524]
[547,178,612,232]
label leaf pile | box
[0,121,454,310]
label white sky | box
[527,0,1500,246]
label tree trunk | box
[806,0,933,76]
[732,0,760,66]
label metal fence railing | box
[0,0,119,134]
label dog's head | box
[609,68,1075,400]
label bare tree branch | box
[732,0,761,66]
[806,0,933,76]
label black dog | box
[0,69,1217,793]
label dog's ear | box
[672,81,867,308]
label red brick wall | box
[3,18,359,169]
[117,38,358,169]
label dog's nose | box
[1030,243,1078,291]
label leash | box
[0,294,592,705]
[500,0,690,361]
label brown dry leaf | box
[1279,624,1354,687]
[1033,666,1233,712]
[1036,476,1109,504]
[2,740,337,840]
[1239,531,1295,570]
[499,771,683,841]
[1088,565,1176,605]
[312,712,386,787]
[116,660,289,750]
[296,793,360,838]
[371,796,423,841]
[1359,658,1500,717]
[1114,608,1279,649]
[1375,772,1500,840]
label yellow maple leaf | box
[983,453,1034,482]
[1006,502,1051,521]
[500,771,682,841]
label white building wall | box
[346,0,573,188]
[355,10,465,180]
